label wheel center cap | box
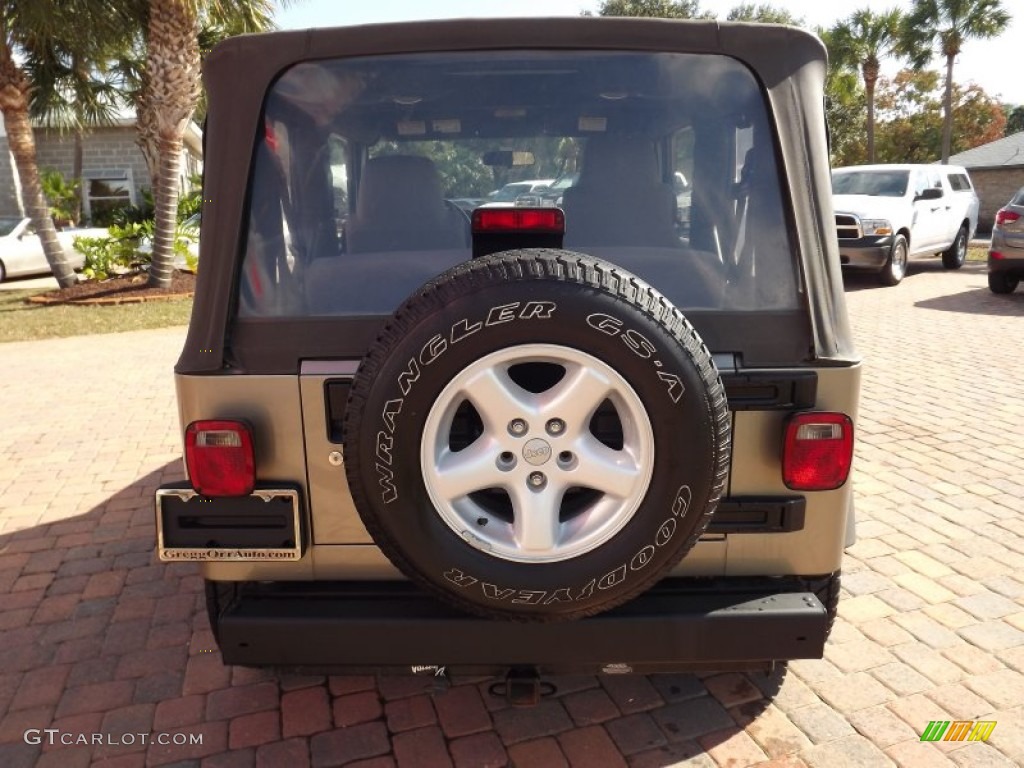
[522,438,552,466]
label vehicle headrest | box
[578,136,661,188]
[356,155,448,222]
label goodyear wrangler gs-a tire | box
[344,250,731,621]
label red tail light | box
[472,207,565,233]
[185,420,255,497]
[783,412,854,491]
[995,209,1020,227]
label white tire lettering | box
[519,300,556,320]
[397,357,420,396]
[450,318,482,345]
[382,399,403,434]
[511,590,547,605]
[671,485,692,517]
[444,568,478,588]
[544,588,574,604]
[420,334,447,365]
[586,312,622,335]
[598,565,627,590]
[657,371,686,403]
[485,302,520,325]
[375,463,397,504]
[622,329,656,358]
[630,545,655,571]
[482,583,515,601]
[375,432,393,465]
[655,518,676,547]
[575,578,596,601]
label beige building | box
[948,132,1024,233]
[0,112,202,224]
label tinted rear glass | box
[238,51,800,317]
[946,173,972,192]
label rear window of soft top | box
[238,50,801,318]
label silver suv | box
[156,18,859,691]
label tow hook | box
[488,667,556,707]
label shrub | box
[74,222,149,280]
[74,220,198,281]
[41,169,80,227]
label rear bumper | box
[989,251,1024,275]
[211,577,830,675]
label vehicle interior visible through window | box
[238,50,800,318]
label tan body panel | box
[718,365,861,576]
[186,363,859,583]
[175,374,314,581]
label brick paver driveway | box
[1,259,1022,767]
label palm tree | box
[902,0,1011,163]
[0,3,120,288]
[726,4,803,25]
[595,0,714,19]
[117,0,279,289]
[818,26,868,166]
[26,42,127,225]
[830,9,904,164]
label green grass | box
[967,245,989,263]
[0,289,193,343]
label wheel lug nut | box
[508,419,528,436]
[546,418,566,435]
[527,471,546,489]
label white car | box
[136,213,201,270]
[832,163,979,286]
[0,217,107,281]
[486,179,555,204]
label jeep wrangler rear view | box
[156,17,860,683]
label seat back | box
[345,155,467,253]
[562,136,679,248]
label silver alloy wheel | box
[420,344,655,563]
[891,239,908,281]
[956,230,967,263]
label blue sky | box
[276,0,1022,106]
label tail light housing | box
[995,209,1020,227]
[783,412,854,491]
[185,420,256,497]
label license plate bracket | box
[156,483,303,562]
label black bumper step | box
[215,578,827,675]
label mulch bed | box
[27,270,196,305]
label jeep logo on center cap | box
[522,438,552,466]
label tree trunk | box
[863,60,878,164]
[140,0,202,289]
[150,133,184,288]
[136,93,161,187]
[941,52,955,164]
[73,128,84,226]
[0,56,77,288]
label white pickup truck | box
[832,163,979,286]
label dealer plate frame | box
[155,486,303,562]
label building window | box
[83,169,135,225]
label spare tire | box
[344,250,730,621]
